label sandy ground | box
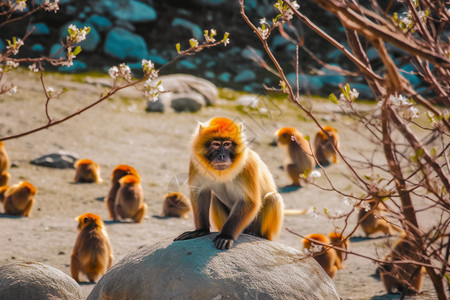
[0,70,442,299]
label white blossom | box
[142,59,158,80]
[44,0,59,12]
[6,85,18,96]
[46,87,54,97]
[344,197,357,207]
[15,0,27,11]
[309,170,321,179]
[6,61,19,69]
[119,63,132,81]
[144,79,164,102]
[360,201,371,212]
[108,66,119,80]
[28,64,39,72]
[404,106,419,119]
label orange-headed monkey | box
[162,192,191,218]
[303,233,340,278]
[328,232,349,269]
[379,234,424,294]
[0,142,10,186]
[314,126,340,166]
[275,127,315,186]
[106,165,139,220]
[74,159,102,183]
[3,181,37,216]
[358,199,402,237]
[71,213,113,283]
[115,175,146,223]
[174,117,284,250]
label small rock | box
[30,151,79,169]
[172,18,203,40]
[234,70,256,83]
[146,99,165,113]
[170,92,205,112]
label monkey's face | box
[205,139,236,171]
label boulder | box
[104,27,148,60]
[87,234,340,300]
[172,18,203,40]
[0,261,82,300]
[170,92,205,112]
[146,99,165,113]
[30,151,79,169]
[157,74,218,106]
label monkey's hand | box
[174,229,210,241]
[213,233,234,250]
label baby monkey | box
[161,192,190,218]
[71,213,113,283]
[74,159,102,183]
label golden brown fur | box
[276,127,315,186]
[161,192,190,218]
[314,126,340,165]
[71,213,113,282]
[115,175,146,223]
[175,117,284,250]
[379,234,424,294]
[328,232,349,269]
[303,233,340,278]
[106,165,139,220]
[358,200,402,236]
[0,185,9,205]
[3,181,37,216]
[0,142,10,186]
[74,159,102,183]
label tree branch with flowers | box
[240,0,449,297]
[0,1,230,142]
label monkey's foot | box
[174,229,210,241]
[213,233,234,250]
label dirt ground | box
[0,70,441,299]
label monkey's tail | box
[284,207,312,215]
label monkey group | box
[275,125,340,187]
[1,117,421,294]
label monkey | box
[74,159,102,183]
[114,175,147,223]
[303,233,340,278]
[328,232,349,269]
[174,117,284,250]
[2,181,37,216]
[0,142,10,186]
[358,199,402,237]
[379,234,424,294]
[106,164,139,220]
[275,127,315,186]
[314,126,340,166]
[0,185,9,205]
[71,213,113,283]
[161,192,191,218]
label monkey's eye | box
[223,141,232,148]
[211,141,221,149]
[83,217,89,223]
[283,133,288,138]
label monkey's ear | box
[198,122,207,133]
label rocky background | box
[2,0,426,98]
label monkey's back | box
[76,229,111,275]
[115,183,144,216]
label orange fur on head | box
[76,212,106,230]
[275,127,296,145]
[316,126,338,140]
[192,117,247,181]
[111,165,139,182]
[118,174,140,185]
[3,181,37,216]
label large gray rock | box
[157,74,218,106]
[0,261,82,300]
[30,151,79,169]
[87,234,339,300]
